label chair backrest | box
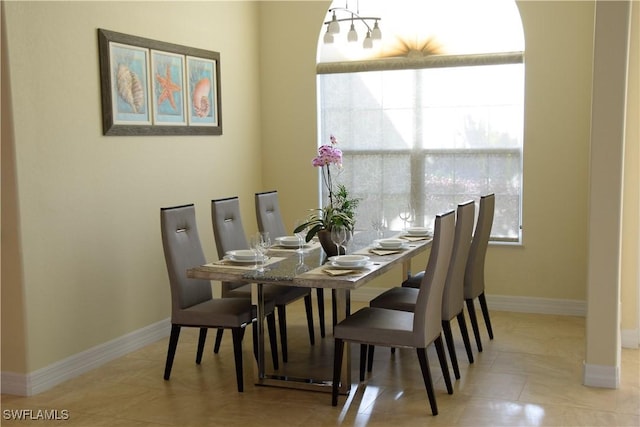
[464,193,495,300]
[413,209,455,347]
[160,204,212,318]
[441,200,475,321]
[255,190,287,238]
[211,197,251,296]
[211,197,250,255]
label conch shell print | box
[192,78,211,118]
[116,64,144,113]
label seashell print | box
[192,78,210,117]
[116,64,144,113]
[194,96,209,118]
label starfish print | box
[156,65,181,110]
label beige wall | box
[1,1,265,373]
[621,0,640,344]
[1,0,637,384]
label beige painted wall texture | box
[621,0,640,339]
[1,0,637,379]
[2,1,264,373]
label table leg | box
[251,284,351,395]
[334,288,351,394]
[402,259,411,280]
[251,283,265,379]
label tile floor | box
[2,302,639,426]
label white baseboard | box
[1,318,170,396]
[621,329,640,348]
[0,293,596,397]
[583,362,619,388]
[484,294,586,316]
[351,290,587,316]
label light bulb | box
[347,23,358,42]
[363,31,373,49]
[372,21,382,40]
[324,28,334,44]
[328,11,340,34]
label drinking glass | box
[343,228,353,254]
[330,225,346,256]
[371,213,387,238]
[294,219,307,254]
[398,204,415,232]
[253,232,271,272]
[250,234,262,271]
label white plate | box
[223,255,266,264]
[226,250,259,261]
[328,261,374,270]
[328,255,370,267]
[375,238,405,249]
[406,227,431,236]
[373,242,409,250]
[275,236,303,248]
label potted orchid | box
[294,135,360,252]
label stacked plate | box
[406,227,432,237]
[328,255,372,270]
[224,249,264,263]
[374,238,407,250]
[275,236,303,248]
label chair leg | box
[267,312,279,370]
[442,320,460,380]
[367,344,375,373]
[331,290,350,335]
[331,289,337,330]
[196,328,207,364]
[252,321,258,363]
[434,335,453,395]
[277,305,288,363]
[466,298,483,352]
[304,294,315,345]
[231,328,244,392]
[478,292,494,340]
[332,338,345,406]
[457,311,474,364]
[213,328,224,354]
[416,347,438,416]
[317,288,326,338]
[164,324,181,380]
[359,344,367,381]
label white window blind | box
[317,55,524,242]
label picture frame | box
[186,56,218,127]
[150,50,187,126]
[98,29,222,136]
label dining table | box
[187,230,432,394]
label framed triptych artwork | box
[98,29,222,136]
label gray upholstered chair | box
[254,190,287,239]
[368,201,476,380]
[160,204,278,392]
[212,196,315,363]
[255,190,328,338]
[331,210,456,416]
[464,193,495,352]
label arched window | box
[317,0,524,242]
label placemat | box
[205,256,286,271]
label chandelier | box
[323,2,382,49]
